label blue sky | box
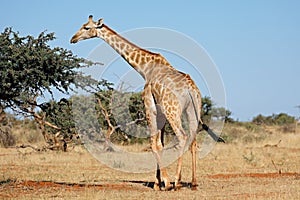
[1,0,300,121]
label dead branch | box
[16,143,65,152]
[33,112,61,130]
[114,117,145,129]
[16,144,45,152]
[264,140,282,148]
[97,98,115,150]
[24,97,63,146]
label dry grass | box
[0,120,44,148]
[0,124,300,199]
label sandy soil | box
[0,132,299,199]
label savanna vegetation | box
[1,28,299,199]
[0,28,298,150]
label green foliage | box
[201,96,233,123]
[201,96,213,123]
[40,98,75,137]
[128,92,145,123]
[212,107,234,123]
[0,27,102,149]
[252,113,295,125]
[70,89,148,144]
[0,27,96,113]
[39,81,113,140]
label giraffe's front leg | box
[166,113,188,190]
[143,85,171,190]
[151,130,165,190]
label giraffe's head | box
[70,15,104,43]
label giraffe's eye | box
[83,27,91,30]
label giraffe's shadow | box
[122,180,194,190]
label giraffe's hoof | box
[174,182,183,191]
[174,185,182,191]
[191,184,198,191]
[153,183,160,191]
[161,183,173,191]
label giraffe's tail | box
[187,90,225,143]
[199,119,225,143]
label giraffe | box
[70,15,224,190]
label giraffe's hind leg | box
[190,139,198,190]
[187,103,200,190]
[143,85,171,190]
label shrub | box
[0,126,16,147]
[252,113,295,125]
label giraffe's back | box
[149,66,201,116]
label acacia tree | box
[201,96,233,123]
[0,28,99,149]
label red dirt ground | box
[207,172,299,179]
[1,172,299,199]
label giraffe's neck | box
[96,25,168,80]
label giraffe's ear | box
[97,18,104,27]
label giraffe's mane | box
[103,24,159,56]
